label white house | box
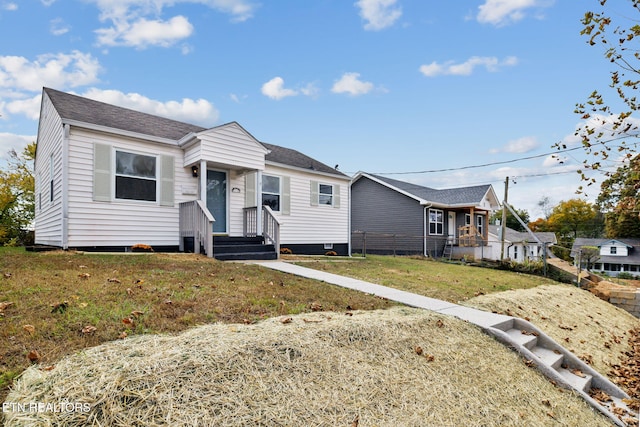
[487,225,557,262]
[34,88,350,259]
[571,238,640,277]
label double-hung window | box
[115,150,157,202]
[319,184,333,205]
[429,209,443,235]
[262,174,281,211]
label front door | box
[447,212,456,244]
[206,170,227,234]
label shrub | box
[280,247,292,254]
[325,251,338,256]
[131,244,154,252]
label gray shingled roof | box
[571,238,640,264]
[43,87,347,178]
[367,173,493,206]
[488,224,557,244]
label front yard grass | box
[290,254,562,302]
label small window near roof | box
[319,184,333,205]
[610,246,617,255]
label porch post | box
[256,170,263,236]
[199,160,207,204]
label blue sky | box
[0,0,632,219]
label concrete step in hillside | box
[486,318,637,427]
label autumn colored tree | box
[0,142,35,245]
[555,0,639,197]
[547,199,603,241]
[597,154,640,237]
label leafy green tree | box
[597,154,640,237]
[554,0,639,197]
[490,207,530,232]
[0,142,35,245]
[578,245,600,271]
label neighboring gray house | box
[487,224,557,262]
[34,88,350,259]
[571,238,640,277]
[350,172,500,258]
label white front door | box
[447,212,456,244]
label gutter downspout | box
[423,204,432,257]
[348,182,352,257]
[61,124,70,249]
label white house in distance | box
[487,224,557,262]
[571,238,640,277]
[33,88,350,259]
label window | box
[49,154,54,203]
[465,214,471,226]
[429,209,443,235]
[476,215,484,237]
[610,246,617,255]
[115,150,157,201]
[319,184,333,205]
[513,246,518,260]
[262,175,280,211]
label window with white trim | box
[115,150,157,202]
[262,174,281,211]
[319,184,333,205]
[476,215,484,237]
[610,246,617,255]
[429,209,444,235]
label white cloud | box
[90,0,256,48]
[3,2,17,11]
[261,77,298,100]
[41,0,56,6]
[50,18,70,36]
[355,0,402,31]
[419,56,518,77]
[490,136,539,154]
[82,88,219,126]
[4,94,42,120]
[0,51,101,92]
[96,15,194,48]
[331,72,374,96]
[477,0,552,26]
[0,133,34,161]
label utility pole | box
[500,176,509,261]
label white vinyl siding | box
[184,123,267,170]
[67,128,195,247]
[268,166,349,245]
[34,93,64,246]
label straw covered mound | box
[465,284,640,379]
[5,306,610,426]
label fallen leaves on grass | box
[23,325,35,335]
[50,301,68,313]
[27,350,40,363]
[0,301,14,311]
[107,278,121,284]
[81,325,97,334]
[78,273,91,279]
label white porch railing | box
[262,205,280,255]
[243,206,280,256]
[179,200,214,258]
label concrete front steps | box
[213,236,277,261]
[483,316,636,427]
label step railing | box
[242,206,280,258]
[179,200,214,257]
[262,205,280,257]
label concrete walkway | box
[250,260,635,427]
[250,260,512,328]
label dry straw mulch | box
[4,306,610,426]
[465,284,640,381]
